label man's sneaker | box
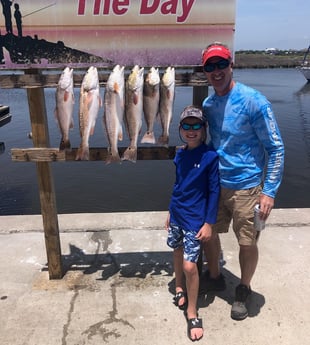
[231,284,251,320]
[199,270,226,293]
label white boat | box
[0,105,11,155]
[0,105,11,127]
[298,45,310,82]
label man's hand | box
[259,194,275,221]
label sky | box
[234,0,310,51]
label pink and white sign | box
[0,0,236,68]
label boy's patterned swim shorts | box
[167,223,201,263]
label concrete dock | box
[0,209,309,345]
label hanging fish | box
[158,66,175,146]
[76,66,102,160]
[103,65,125,164]
[141,66,160,144]
[122,65,144,162]
[54,67,74,150]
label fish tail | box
[59,139,71,151]
[75,146,90,161]
[121,146,137,163]
[141,131,156,144]
[105,152,122,165]
[157,134,169,147]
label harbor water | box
[0,68,310,215]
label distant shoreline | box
[234,52,303,69]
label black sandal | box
[174,291,187,310]
[187,317,203,341]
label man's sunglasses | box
[203,59,230,73]
[180,123,204,131]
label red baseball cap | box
[202,44,232,65]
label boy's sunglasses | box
[180,123,204,131]
[203,59,230,73]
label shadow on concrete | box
[42,242,265,318]
[42,244,175,279]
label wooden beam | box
[26,70,63,279]
[0,68,207,89]
[11,147,177,162]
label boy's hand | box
[196,223,212,242]
[165,212,170,231]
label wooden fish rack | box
[0,67,208,279]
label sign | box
[0,0,236,68]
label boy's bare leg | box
[183,260,203,340]
[174,247,186,306]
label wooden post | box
[26,70,63,279]
[192,66,208,107]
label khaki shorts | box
[212,185,262,246]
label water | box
[1,68,310,215]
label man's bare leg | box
[203,232,221,279]
[239,244,258,287]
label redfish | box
[54,67,74,150]
[123,65,144,162]
[76,66,102,160]
[158,66,175,146]
[103,65,125,164]
[141,67,160,144]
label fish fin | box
[121,146,137,163]
[86,93,93,110]
[166,89,171,99]
[155,111,160,121]
[54,108,59,126]
[75,146,90,161]
[141,131,156,144]
[69,118,74,129]
[113,82,119,93]
[64,90,69,102]
[118,128,123,141]
[133,93,139,105]
[90,126,95,136]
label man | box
[1,0,13,34]
[201,42,284,320]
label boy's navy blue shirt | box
[169,143,220,232]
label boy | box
[165,106,220,341]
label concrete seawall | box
[0,209,309,345]
[1,208,310,233]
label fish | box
[54,67,75,150]
[76,66,102,161]
[102,65,125,164]
[158,66,175,146]
[122,65,144,162]
[141,66,160,144]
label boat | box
[298,45,310,82]
[0,104,11,155]
[0,104,11,127]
